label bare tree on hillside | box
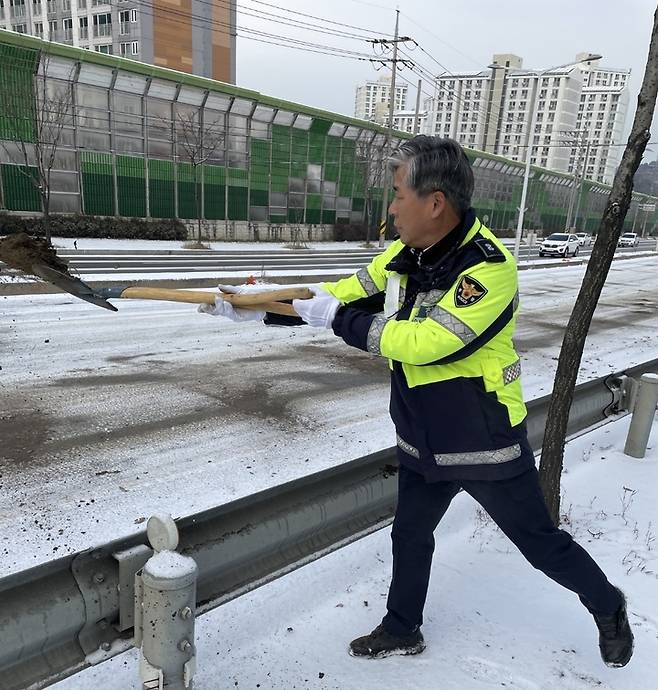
[0,49,75,244]
[538,8,658,524]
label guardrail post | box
[135,515,198,690]
[624,373,658,458]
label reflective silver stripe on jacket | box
[414,288,448,311]
[434,443,521,466]
[396,433,420,459]
[366,314,388,355]
[356,267,380,296]
[396,435,522,466]
[502,359,521,385]
[513,290,520,311]
[427,305,477,344]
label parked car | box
[618,232,639,247]
[538,233,580,257]
[575,232,592,246]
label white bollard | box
[135,515,198,690]
[624,373,658,459]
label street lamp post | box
[511,54,602,261]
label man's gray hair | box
[388,136,474,215]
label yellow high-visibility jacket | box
[324,209,533,481]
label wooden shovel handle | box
[221,287,314,305]
[118,286,307,317]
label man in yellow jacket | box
[201,136,633,668]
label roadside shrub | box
[0,213,187,240]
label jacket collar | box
[387,208,479,276]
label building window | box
[34,20,43,35]
[12,22,27,31]
[93,12,111,37]
[130,7,136,21]
[95,43,112,54]
[119,9,129,33]
[48,18,57,37]
[79,14,87,37]
[10,0,26,18]
[62,15,72,39]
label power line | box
[399,11,487,71]
[125,0,375,61]
[243,0,394,37]
[208,0,383,41]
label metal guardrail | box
[1,358,657,690]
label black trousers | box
[382,463,621,637]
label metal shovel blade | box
[32,262,118,311]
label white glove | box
[293,285,341,328]
[198,284,265,322]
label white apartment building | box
[388,109,427,134]
[574,57,629,183]
[354,74,408,123]
[0,0,236,82]
[424,53,629,184]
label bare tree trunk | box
[42,194,52,244]
[538,8,658,524]
[194,166,202,244]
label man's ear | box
[430,190,447,219]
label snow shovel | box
[32,262,311,316]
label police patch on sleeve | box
[454,275,488,307]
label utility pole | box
[632,200,640,231]
[562,129,586,230]
[369,9,414,247]
[574,139,592,232]
[413,78,422,134]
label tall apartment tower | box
[0,0,236,83]
[425,53,629,184]
[354,74,408,123]
[574,52,629,184]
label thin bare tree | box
[356,137,386,246]
[173,104,225,245]
[538,8,658,524]
[0,48,75,244]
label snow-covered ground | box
[1,254,658,689]
[56,419,658,690]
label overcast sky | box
[236,0,658,160]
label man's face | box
[388,163,443,249]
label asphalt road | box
[1,256,657,574]
[45,238,657,275]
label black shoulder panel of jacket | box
[419,232,506,291]
[472,236,506,262]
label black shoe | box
[593,589,634,668]
[349,623,426,659]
